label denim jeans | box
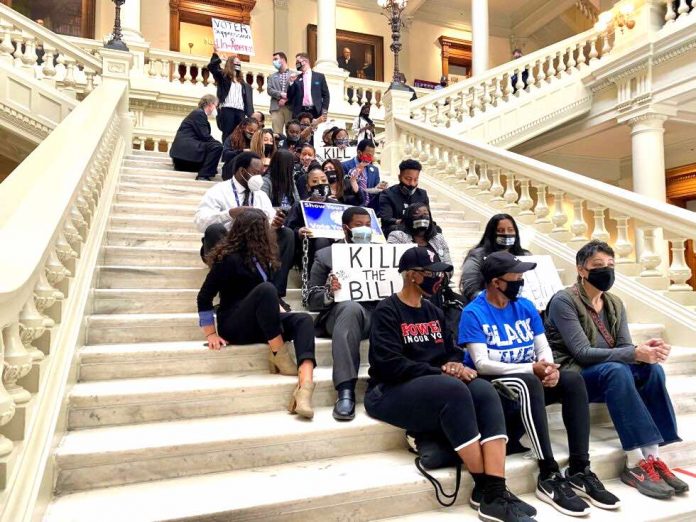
[580,362,681,451]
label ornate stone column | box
[273,0,289,54]
[472,0,489,75]
[121,0,144,43]
[314,0,341,73]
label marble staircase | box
[43,150,696,521]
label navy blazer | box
[169,109,219,163]
[207,54,254,116]
[287,70,330,117]
[341,157,381,188]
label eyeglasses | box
[413,270,443,278]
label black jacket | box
[287,70,330,117]
[378,184,430,239]
[208,53,254,116]
[169,109,220,163]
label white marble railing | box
[409,26,616,128]
[0,80,127,504]
[396,116,696,296]
[0,4,101,96]
[665,0,696,22]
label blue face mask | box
[272,59,281,70]
[350,226,373,244]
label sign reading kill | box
[332,243,414,302]
[518,255,564,310]
[212,18,255,56]
[315,146,357,162]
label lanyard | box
[231,180,254,208]
[253,258,268,282]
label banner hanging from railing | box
[300,201,385,242]
[212,18,255,56]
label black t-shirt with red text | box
[368,294,463,386]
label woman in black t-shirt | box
[366,247,534,522]
[197,208,316,419]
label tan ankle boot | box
[269,342,296,376]
[288,381,315,419]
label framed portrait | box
[307,25,384,82]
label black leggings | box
[217,282,316,365]
[217,107,245,145]
[486,371,590,466]
[365,375,507,450]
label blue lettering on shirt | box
[458,291,544,368]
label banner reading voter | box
[518,255,564,310]
[332,243,414,302]
[212,18,255,56]
[300,201,385,242]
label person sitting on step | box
[545,240,688,500]
[459,214,532,306]
[284,164,338,275]
[307,206,376,421]
[222,117,260,164]
[378,159,430,239]
[197,208,316,419]
[250,128,276,170]
[366,246,537,522]
[459,251,621,517]
[169,94,223,181]
[262,149,300,211]
[342,139,387,209]
[194,151,295,311]
[322,159,366,206]
[294,143,318,199]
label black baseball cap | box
[398,246,453,273]
[482,251,537,282]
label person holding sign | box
[208,49,254,145]
[459,251,619,516]
[460,214,532,306]
[307,207,375,421]
[197,208,316,420]
[545,241,685,500]
[366,247,535,522]
[378,159,430,238]
[287,53,330,119]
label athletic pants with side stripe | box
[484,371,590,465]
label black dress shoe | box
[195,175,212,181]
[332,389,356,421]
[279,298,292,312]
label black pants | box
[218,282,315,365]
[297,106,320,119]
[172,141,223,178]
[218,107,245,145]
[202,224,295,298]
[486,371,590,466]
[365,375,507,450]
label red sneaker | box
[620,457,674,499]
[652,457,690,495]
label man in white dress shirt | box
[195,151,295,309]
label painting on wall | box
[307,25,384,82]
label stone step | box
[42,419,696,522]
[92,287,303,314]
[97,265,208,289]
[123,158,176,170]
[86,310,316,345]
[54,406,403,493]
[129,150,171,160]
[78,337,370,381]
[379,473,696,521]
[106,229,202,248]
[103,245,204,268]
[67,366,370,429]
[120,173,217,191]
[109,215,200,233]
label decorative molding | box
[0,101,51,140]
[129,98,196,116]
[438,36,472,79]
[626,112,669,127]
[273,0,289,7]
[653,38,696,66]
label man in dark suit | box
[287,52,330,119]
[337,47,359,78]
[169,94,223,181]
[378,159,430,238]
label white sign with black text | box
[332,243,414,302]
[315,146,357,163]
[518,255,564,310]
[212,18,255,56]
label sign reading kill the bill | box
[212,18,255,56]
[518,255,564,310]
[332,243,414,302]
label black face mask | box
[399,182,417,197]
[244,132,254,140]
[500,279,524,301]
[287,135,299,144]
[418,274,443,296]
[325,171,337,184]
[585,266,615,292]
[310,184,330,199]
[296,61,303,70]
[263,143,274,156]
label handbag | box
[408,431,462,507]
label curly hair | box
[230,117,259,151]
[205,208,280,273]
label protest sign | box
[332,243,414,302]
[518,255,564,310]
[212,18,255,56]
[301,201,385,242]
[315,146,357,162]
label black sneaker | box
[469,485,484,509]
[278,298,292,312]
[565,467,620,510]
[503,489,537,518]
[536,472,591,517]
[479,495,536,522]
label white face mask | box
[351,226,373,244]
[210,108,218,119]
[247,174,264,192]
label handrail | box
[396,116,696,240]
[0,4,101,72]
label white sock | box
[626,448,644,468]
[642,444,659,460]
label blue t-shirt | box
[458,291,544,368]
